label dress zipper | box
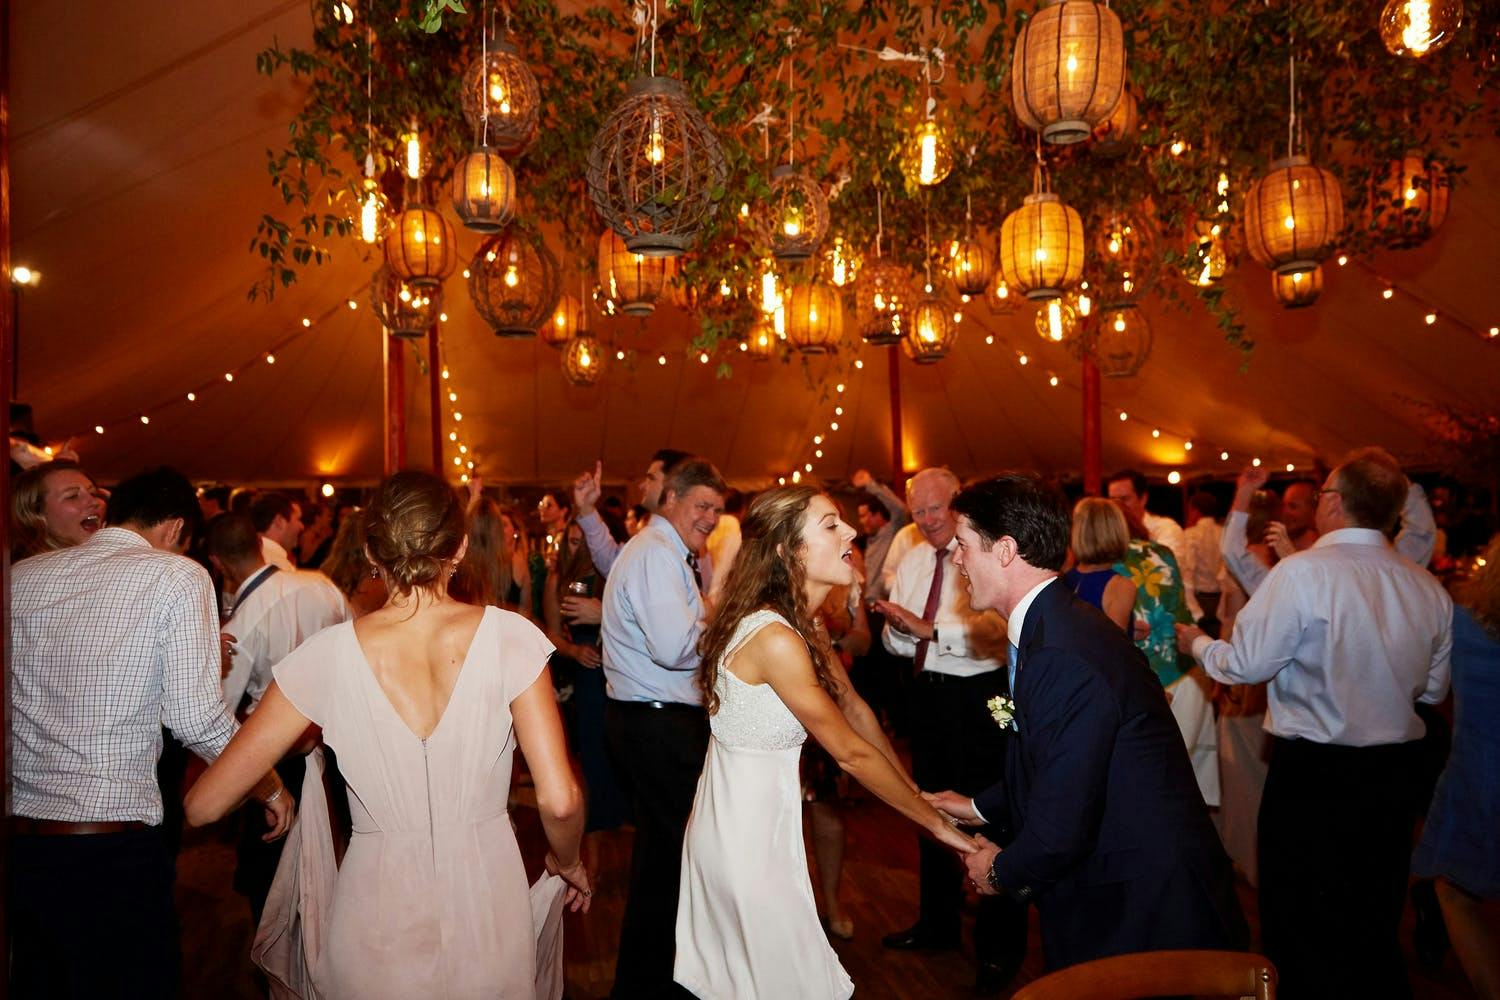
[422,737,436,872]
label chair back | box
[1011,949,1275,1000]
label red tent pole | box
[384,333,406,475]
[427,325,442,475]
[1,0,14,960]
[1082,355,1102,495]
[887,344,906,492]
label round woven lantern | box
[1243,156,1345,276]
[761,165,829,262]
[1089,85,1137,157]
[1093,305,1153,377]
[597,229,677,316]
[784,280,844,355]
[854,258,914,346]
[1272,265,1323,309]
[562,334,604,386]
[587,75,728,257]
[385,204,458,288]
[1095,212,1150,306]
[989,272,1019,315]
[903,296,958,363]
[468,228,561,337]
[460,40,541,156]
[370,266,441,338]
[1380,0,1463,57]
[824,236,861,288]
[543,293,585,348]
[451,146,516,234]
[1370,153,1449,249]
[1184,221,1230,286]
[742,316,779,361]
[999,192,1086,300]
[1035,297,1081,344]
[900,119,954,187]
[948,236,994,298]
[1012,0,1127,145]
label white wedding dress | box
[674,610,854,1000]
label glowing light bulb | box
[792,470,802,484]
[448,392,458,402]
[224,373,234,382]
[1167,471,1182,485]
[1152,428,1161,438]
[1382,287,1395,300]
[919,130,939,185]
[1286,463,1296,472]
[1403,0,1434,53]
[186,392,196,402]
[1046,300,1065,342]
[1283,215,1296,231]
[95,425,105,434]
[322,483,336,498]
[1118,411,1128,422]
[700,352,710,364]
[579,348,593,367]
[1034,248,1048,263]
[1108,237,1121,254]
[836,384,845,393]
[854,360,864,369]
[1170,139,1186,156]
[814,449,824,459]
[1425,312,1437,325]
[360,190,381,244]
[805,463,813,473]
[830,421,839,431]
[449,431,458,441]
[646,114,666,165]
[405,131,422,179]
[1184,441,1193,451]
[1252,457,1262,468]
[302,317,312,328]
[140,415,150,425]
[504,266,519,288]
[1049,374,1059,387]
[1018,353,1029,366]
[985,335,995,345]
[1065,53,1079,73]
[1114,314,1126,333]
[658,355,668,366]
[1221,451,1230,461]
[266,354,276,364]
[760,270,779,314]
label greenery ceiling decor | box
[252,0,1500,363]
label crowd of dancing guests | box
[6,447,1499,999]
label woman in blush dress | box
[674,486,976,1000]
[187,471,592,999]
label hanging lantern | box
[999,189,1085,300]
[825,236,861,288]
[989,271,1018,315]
[1095,211,1152,306]
[1093,305,1153,377]
[1184,220,1230,286]
[854,258,913,345]
[562,334,604,386]
[1034,297,1081,344]
[900,119,954,187]
[761,165,829,262]
[1089,85,1137,157]
[903,296,958,363]
[948,236,994,299]
[742,316,780,361]
[1379,0,1463,58]
[370,266,441,337]
[543,293,585,347]
[1272,265,1324,309]
[451,146,517,233]
[597,229,677,316]
[1243,156,1345,276]
[784,280,844,355]
[460,39,542,155]
[1012,0,1127,145]
[587,76,728,257]
[468,228,561,337]
[384,204,458,288]
[1370,153,1450,249]
[345,173,390,245]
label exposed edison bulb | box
[488,73,512,114]
[1113,313,1127,333]
[360,189,381,244]
[905,119,952,187]
[645,113,666,165]
[504,266,519,288]
[782,206,803,238]
[994,280,1011,302]
[773,305,786,338]
[1381,0,1462,57]
[760,268,780,314]
[405,131,422,180]
[919,132,939,184]
[579,347,593,368]
[1047,300,1064,342]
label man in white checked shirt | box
[8,467,294,999]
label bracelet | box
[263,786,284,806]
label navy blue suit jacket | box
[976,578,1246,970]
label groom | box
[926,474,1246,970]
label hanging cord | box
[875,187,884,259]
[650,0,658,77]
[479,0,490,146]
[1287,49,1296,160]
[965,192,973,239]
[923,198,933,289]
[364,0,374,179]
[788,50,796,166]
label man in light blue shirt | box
[600,456,725,1000]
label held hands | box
[572,461,602,518]
[922,790,984,827]
[964,835,1002,896]
[545,852,594,913]
[1264,520,1296,561]
[561,595,603,626]
[1175,622,1207,655]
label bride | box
[674,486,977,999]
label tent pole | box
[1082,355,1102,495]
[887,344,905,492]
[1,0,14,961]
[427,324,442,474]
[384,332,406,474]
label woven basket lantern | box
[596,229,678,316]
[460,40,541,156]
[1094,211,1152,307]
[451,146,516,234]
[762,165,829,262]
[384,205,458,288]
[1092,305,1153,377]
[468,228,561,337]
[999,191,1085,300]
[1272,265,1324,309]
[1370,153,1449,249]
[1034,297,1081,344]
[903,295,959,363]
[370,266,442,338]
[587,76,727,257]
[1243,156,1345,276]
[543,293,585,348]
[1012,0,1127,145]
[562,334,604,386]
[824,236,861,289]
[854,258,914,346]
[742,315,780,361]
[784,280,844,355]
[948,235,994,299]
[1089,85,1137,157]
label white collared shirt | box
[222,566,351,713]
[883,537,1005,677]
[1006,575,1060,651]
[601,515,707,704]
[1192,527,1452,746]
[1142,511,1187,566]
[261,535,296,571]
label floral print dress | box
[1113,539,1194,687]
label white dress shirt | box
[10,528,238,824]
[222,565,351,713]
[1191,527,1452,747]
[882,537,1005,678]
[1178,518,1224,620]
[880,521,923,599]
[1143,511,1187,566]
[601,515,707,705]
[578,510,624,578]
[261,535,296,571]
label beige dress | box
[272,606,558,999]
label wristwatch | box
[931,623,939,645]
[986,858,1003,894]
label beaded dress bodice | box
[709,610,808,752]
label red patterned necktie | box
[913,547,948,672]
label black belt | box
[10,818,151,836]
[607,697,703,713]
[916,670,998,684]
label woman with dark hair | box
[319,508,387,618]
[10,459,106,560]
[674,486,976,1000]
[187,471,590,998]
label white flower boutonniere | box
[987,695,1017,731]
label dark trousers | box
[9,827,179,999]
[910,670,1029,967]
[234,753,307,925]
[605,698,710,1000]
[1259,736,1421,1000]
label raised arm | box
[1395,481,1437,568]
[1220,467,1271,596]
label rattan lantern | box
[587,75,727,256]
[370,266,441,338]
[1272,265,1324,309]
[1184,220,1230,286]
[385,204,458,288]
[1093,305,1153,377]
[1243,156,1344,276]
[562,334,604,386]
[1035,297,1081,344]
[742,316,779,361]
[1380,0,1463,57]
[451,146,516,233]
[900,119,954,187]
[1012,0,1127,145]
[460,40,541,155]
[855,258,913,346]
[762,165,829,262]
[949,236,994,299]
[824,236,861,288]
[1089,85,1137,157]
[597,229,677,316]
[989,272,1019,315]
[784,280,844,355]
[999,186,1086,300]
[543,293,585,347]
[903,295,958,363]
[1371,153,1450,249]
[468,228,561,337]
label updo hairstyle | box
[363,471,466,594]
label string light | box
[186,392,196,402]
[1167,470,1182,485]
[1424,311,1437,325]
[1252,457,1262,467]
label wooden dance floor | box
[177,772,1479,999]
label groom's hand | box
[1175,622,1206,654]
[965,835,1001,896]
[922,790,982,825]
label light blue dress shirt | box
[600,515,706,705]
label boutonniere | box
[987,695,1017,732]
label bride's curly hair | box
[697,485,840,714]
